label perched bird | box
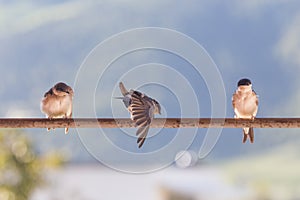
[41,82,74,134]
[116,82,161,148]
[232,78,258,143]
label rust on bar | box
[0,118,300,129]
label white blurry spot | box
[175,150,198,168]
[0,169,21,186]
[12,141,28,158]
[5,107,34,118]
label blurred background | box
[1,0,300,199]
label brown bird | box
[41,82,74,133]
[116,82,161,148]
[232,78,258,143]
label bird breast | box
[41,95,72,117]
[234,92,257,118]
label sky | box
[1,0,300,168]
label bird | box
[232,78,258,143]
[40,82,74,134]
[116,82,161,148]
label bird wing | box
[252,90,259,117]
[129,91,154,148]
[44,88,53,97]
[252,90,259,106]
[232,92,241,118]
[232,92,237,109]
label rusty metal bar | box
[0,118,300,129]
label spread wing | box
[129,91,154,148]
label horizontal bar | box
[0,118,300,129]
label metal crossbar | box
[0,118,299,129]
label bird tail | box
[113,96,131,108]
[242,127,254,143]
[249,127,254,143]
[119,82,128,96]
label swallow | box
[40,82,74,134]
[116,82,161,148]
[232,78,258,143]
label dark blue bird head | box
[237,78,252,87]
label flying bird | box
[116,82,161,148]
[232,78,258,143]
[41,82,74,134]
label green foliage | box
[0,130,64,200]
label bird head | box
[237,78,252,91]
[53,82,74,96]
[153,99,161,115]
